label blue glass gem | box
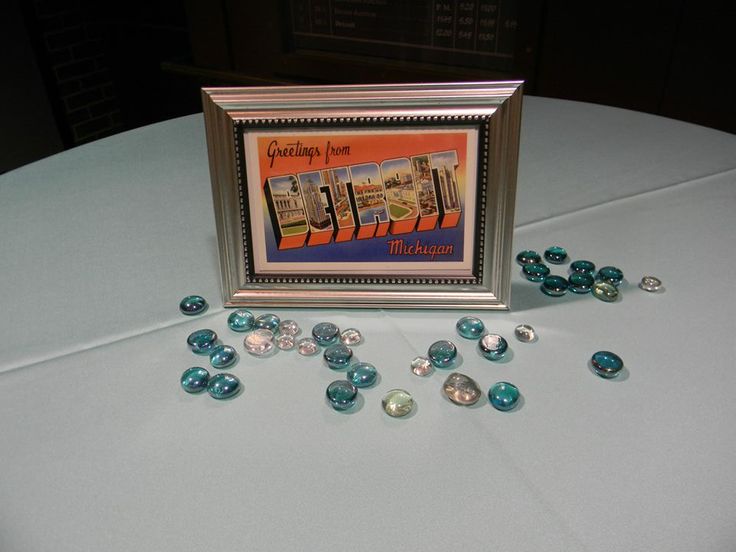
[456,316,485,339]
[479,333,508,361]
[427,340,457,368]
[568,272,594,294]
[326,380,358,411]
[570,260,595,274]
[591,351,624,378]
[207,373,240,399]
[209,344,238,369]
[347,362,378,388]
[255,313,280,333]
[179,295,207,315]
[592,281,619,302]
[540,275,569,297]
[312,322,340,346]
[488,381,520,411]
[516,250,542,266]
[180,367,210,393]
[522,263,550,282]
[544,246,568,264]
[597,266,624,287]
[187,329,218,355]
[227,309,255,332]
[323,343,353,370]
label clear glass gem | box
[326,380,358,411]
[276,334,295,350]
[427,340,458,368]
[323,343,353,370]
[382,389,414,418]
[488,381,520,411]
[568,272,594,294]
[347,362,378,388]
[591,351,624,378]
[227,310,255,332]
[456,316,485,339]
[180,367,210,393]
[244,329,275,356]
[411,356,433,377]
[207,373,240,399]
[278,319,300,336]
[187,328,218,355]
[597,266,624,286]
[592,281,619,302]
[570,260,595,274]
[443,372,482,406]
[312,322,340,345]
[522,263,550,282]
[255,313,281,333]
[478,333,508,361]
[639,276,662,292]
[516,250,542,266]
[340,328,363,345]
[514,324,536,343]
[209,345,237,369]
[544,246,568,264]
[179,295,207,315]
[541,275,569,297]
[297,337,320,356]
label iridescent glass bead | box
[382,389,414,418]
[522,263,550,282]
[209,344,237,369]
[411,356,433,377]
[276,334,295,350]
[323,343,353,370]
[544,246,568,264]
[597,266,624,286]
[456,316,485,339]
[347,362,378,388]
[187,329,218,355]
[443,372,482,406]
[427,340,457,368]
[591,351,624,378]
[488,382,520,411]
[312,322,340,346]
[516,250,542,266]
[514,324,536,343]
[540,275,569,297]
[244,329,275,356]
[227,310,254,332]
[179,295,207,315]
[570,260,595,274]
[279,319,300,336]
[478,333,508,361]
[592,281,619,302]
[639,276,662,292]
[180,367,209,393]
[255,313,281,333]
[568,272,594,294]
[340,328,363,345]
[297,337,319,356]
[207,373,240,399]
[326,380,358,411]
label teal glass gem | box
[488,382,520,411]
[347,362,378,388]
[207,373,240,399]
[427,340,457,368]
[568,272,594,294]
[540,275,569,296]
[209,344,238,369]
[570,260,595,274]
[180,367,210,393]
[456,316,485,339]
[179,295,207,315]
[591,351,624,378]
[516,250,542,266]
[227,310,255,332]
[312,322,340,345]
[187,329,218,355]
[522,263,550,282]
[544,246,568,264]
[323,343,353,370]
[592,281,619,302]
[326,380,358,411]
[597,266,624,286]
[255,313,280,333]
[479,333,508,361]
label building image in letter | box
[264,175,309,249]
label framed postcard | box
[202,81,522,309]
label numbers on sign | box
[435,28,452,37]
[436,15,453,23]
[504,19,518,30]
[458,16,474,25]
[480,4,498,13]
[458,2,475,10]
[479,18,496,27]
[458,30,473,40]
[478,32,495,41]
[435,2,452,12]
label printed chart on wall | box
[242,127,480,278]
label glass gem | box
[592,281,619,302]
[516,250,542,266]
[207,373,240,399]
[382,389,414,418]
[323,343,353,370]
[179,295,207,315]
[455,316,485,339]
[347,362,378,388]
[276,334,295,350]
[522,263,550,282]
[427,340,458,368]
[340,328,363,345]
[255,313,281,333]
[478,333,508,361]
[568,272,595,294]
[187,329,218,355]
[411,356,433,377]
[244,329,275,356]
[278,319,300,336]
[209,345,237,369]
[488,382,520,411]
[597,266,624,286]
[326,380,358,411]
[514,324,536,343]
[180,367,210,393]
[570,260,595,274]
[540,275,569,297]
[297,337,320,356]
[227,310,255,332]
[312,322,340,345]
[639,276,662,292]
[443,372,482,406]
[544,246,568,264]
[591,351,624,378]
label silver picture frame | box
[202,81,522,309]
